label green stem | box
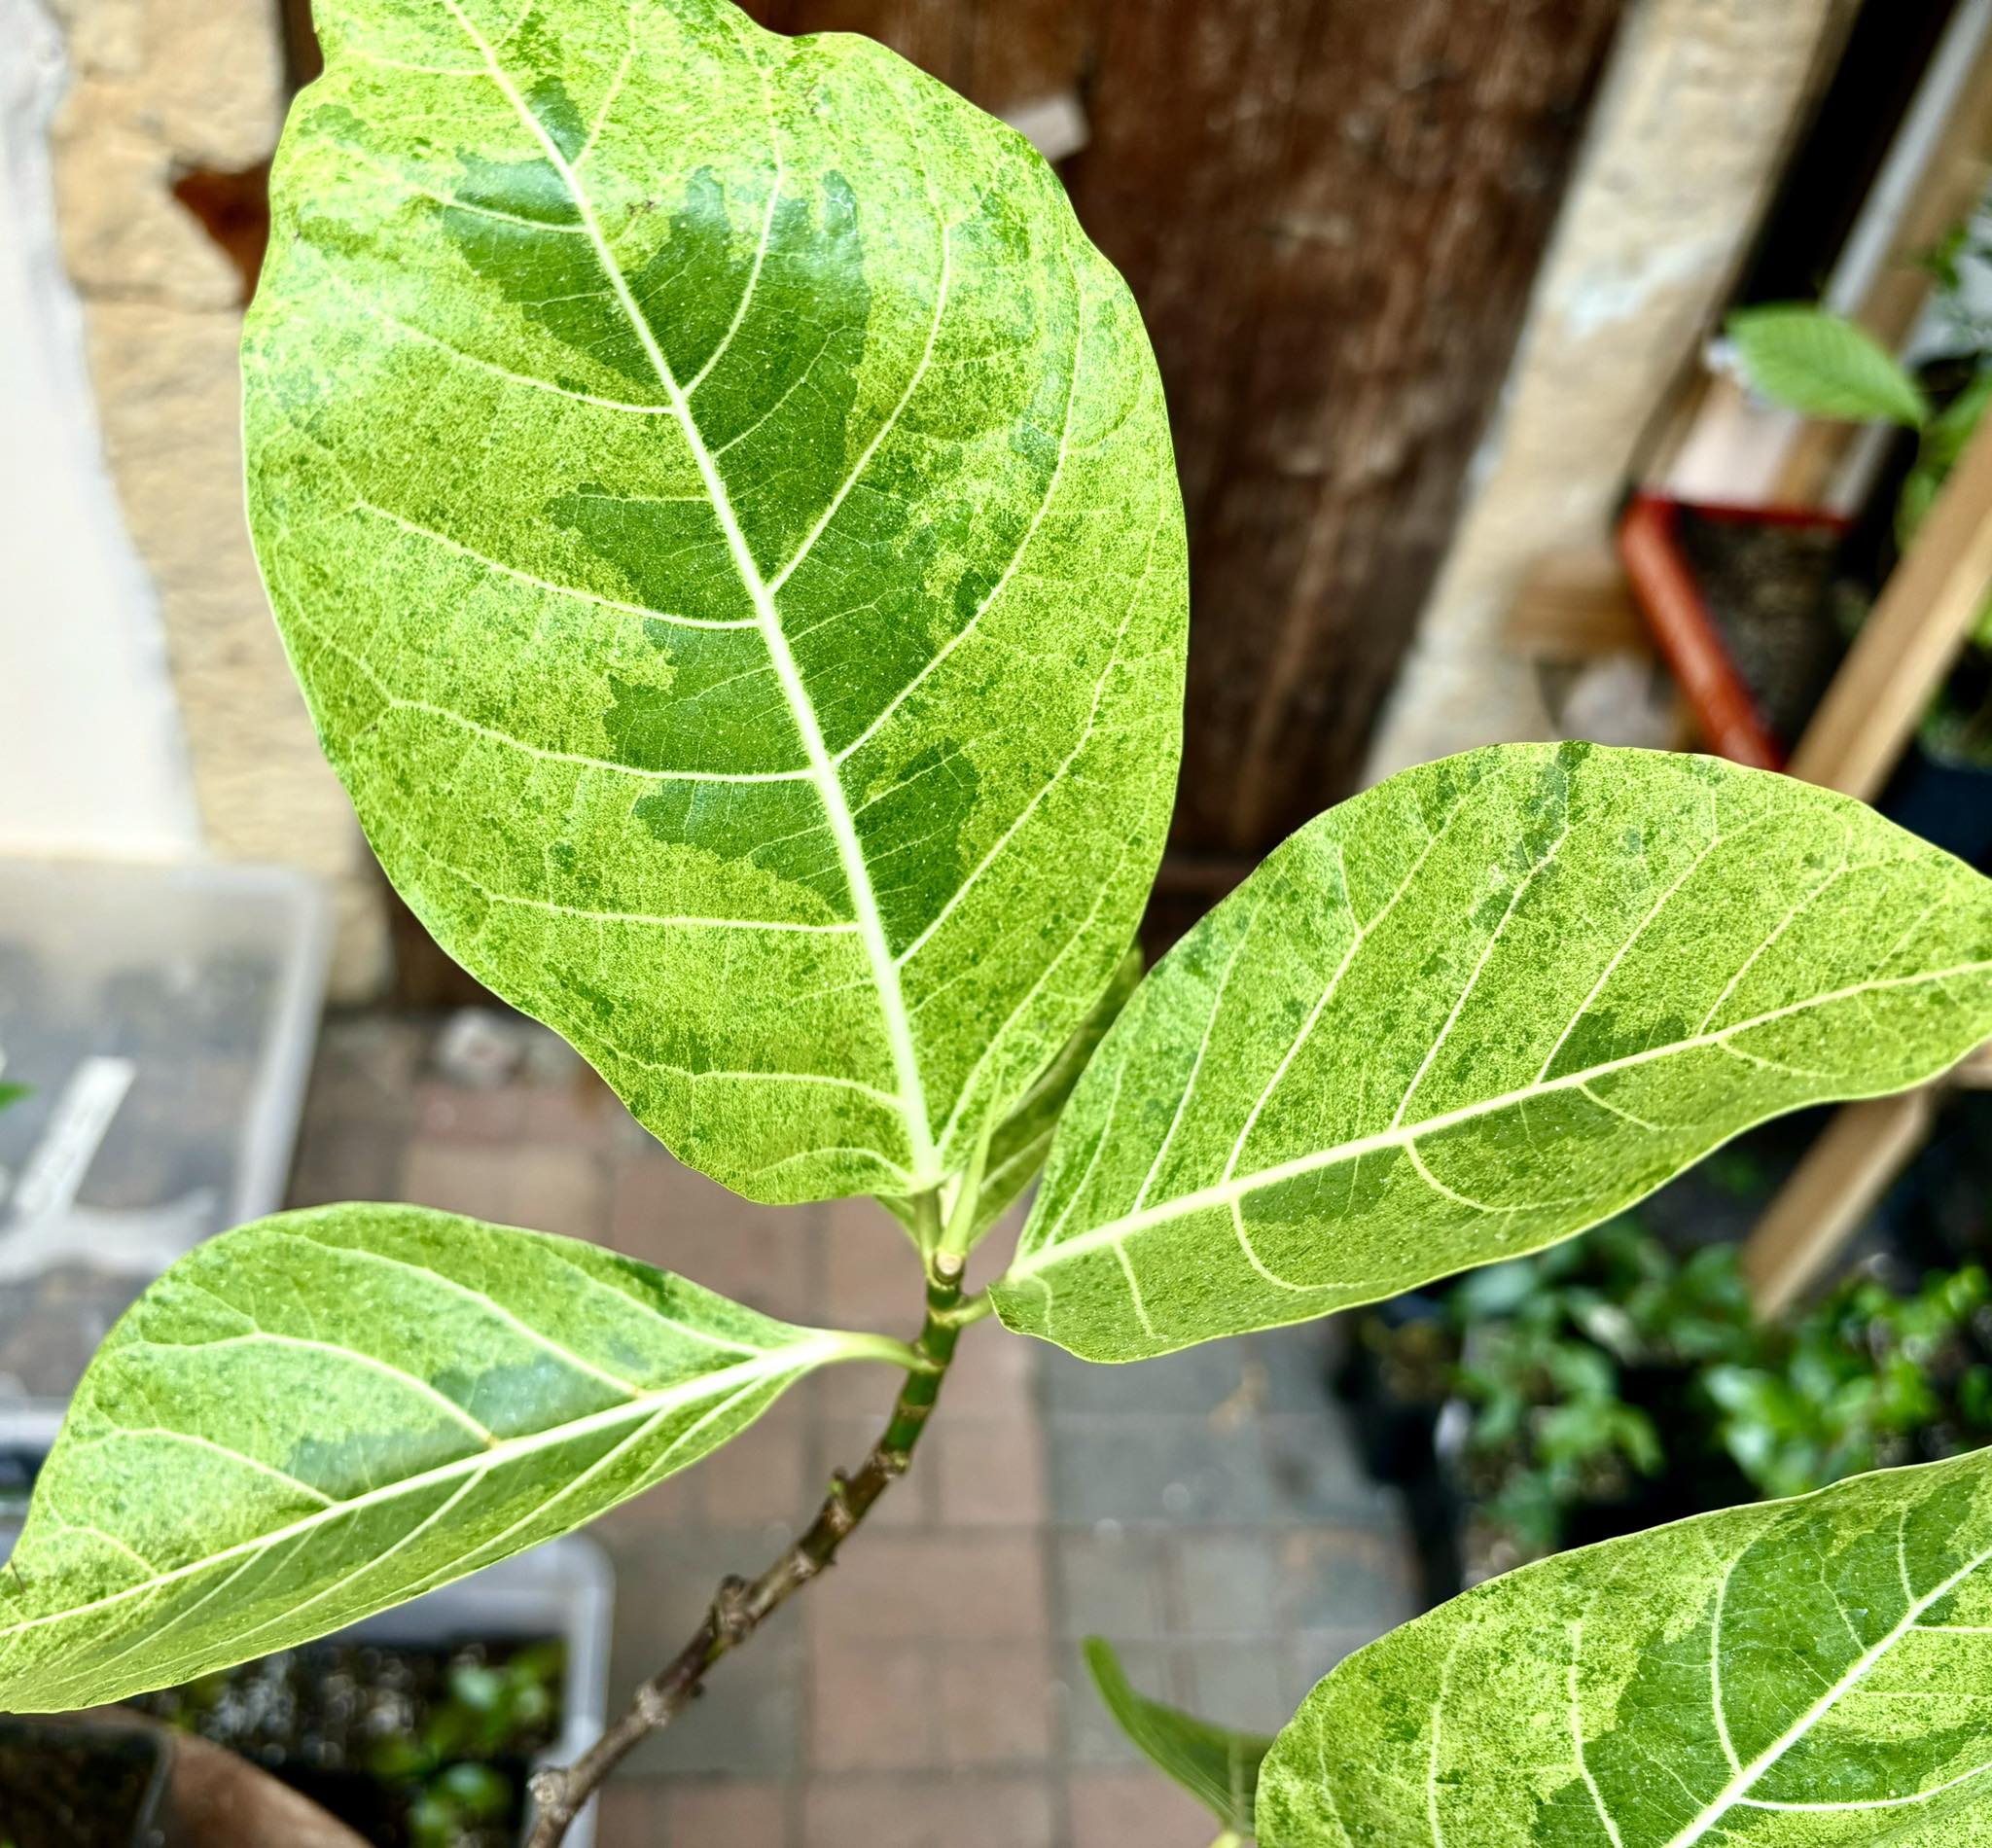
[929,1286,994,1330]
[876,1268,965,1461]
[934,1119,994,1273]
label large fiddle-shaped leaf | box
[994,744,1992,1361]
[244,0,1186,1206]
[1259,1449,1992,1846]
[0,1205,911,1711]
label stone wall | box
[38,0,389,997]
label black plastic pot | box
[1881,739,1992,872]
[0,1717,171,1848]
[1334,1297,1465,1604]
[1333,1292,1447,1485]
[130,1538,611,1848]
[1340,1326,1766,1605]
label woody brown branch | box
[522,1265,968,1848]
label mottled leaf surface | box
[1085,1636,1270,1834]
[1260,1450,1992,1846]
[0,1205,907,1711]
[245,0,1186,1205]
[995,745,1992,1361]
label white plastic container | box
[0,856,330,1449]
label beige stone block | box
[42,0,388,998]
[52,79,240,310]
[80,300,389,997]
[142,0,282,169]
[45,0,145,79]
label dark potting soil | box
[1674,508,1846,747]
[132,1637,561,1848]
[0,1721,167,1848]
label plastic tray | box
[0,857,331,1449]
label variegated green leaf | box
[882,944,1142,1247]
[1085,1636,1271,1836]
[1260,1450,1992,1846]
[994,744,1992,1361]
[0,1205,911,1711]
[244,0,1186,1206]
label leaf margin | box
[0,1202,913,1713]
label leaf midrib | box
[1009,960,1992,1285]
[0,1334,869,1650]
[433,0,942,1183]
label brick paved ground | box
[288,1013,1420,1847]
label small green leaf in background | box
[1085,1637,1271,1839]
[245,0,1187,1208]
[1258,1449,1992,1847]
[1898,370,1992,540]
[0,1084,24,1112]
[882,946,1142,1248]
[0,1204,911,1712]
[995,744,1992,1361]
[1728,304,1929,428]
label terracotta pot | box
[162,1725,370,1848]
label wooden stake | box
[1787,411,1992,800]
[1740,1091,1937,1319]
[1740,413,1992,1313]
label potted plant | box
[1617,490,1851,768]
[1724,251,1992,866]
[1349,1218,1992,1595]
[0,1525,607,1848]
[130,1540,611,1848]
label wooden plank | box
[1166,0,1625,850]
[1740,396,1992,1313]
[1787,409,1992,799]
[1503,545,1650,659]
[1741,1090,1937,1318]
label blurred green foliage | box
[368,1643,563,1848]
[1380,1220,1992,1559]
